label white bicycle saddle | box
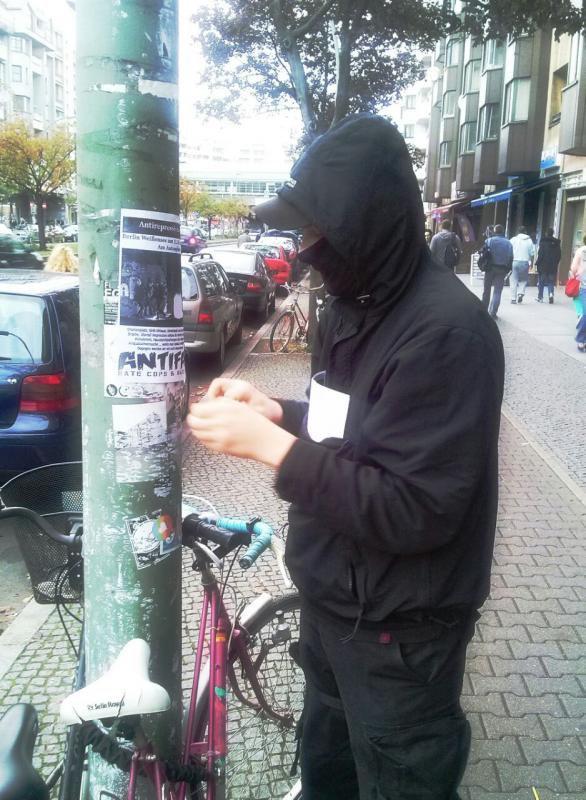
[60,639,171,724]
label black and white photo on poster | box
[119,250,183,327]
[112,400,169,483]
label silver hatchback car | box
[182,256,244,369]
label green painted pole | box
[77,0,182,796]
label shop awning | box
[469,176,559,208]
[470,189,512,208]
[425,200,468,219]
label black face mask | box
[297,238,361,299]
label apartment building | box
[0,0,74,132]
[424,22,586,278]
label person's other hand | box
[187,398,295,468]
[206,378,283,424]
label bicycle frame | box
[127,562,290,800]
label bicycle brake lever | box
[270,537,293,589]
[191,540,222,568]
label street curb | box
[0,600,53,681]
[501,403,586,510]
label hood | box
[516,234,532,240]
[278,114,425,309]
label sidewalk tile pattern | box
[0,349,585,799]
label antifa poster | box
[104,209,185,395]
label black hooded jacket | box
[274,115,505,626]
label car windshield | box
[0,294,49,363]
[245,244,280,259]
[208,251,256,275]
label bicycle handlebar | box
[0,506,81,548]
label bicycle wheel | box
[192,593,303,800]
[269,312,295,353]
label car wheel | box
[214,329,226,371]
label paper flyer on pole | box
[104,209,185,395]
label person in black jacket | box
[536,228,561,304]
[187,114,505,800]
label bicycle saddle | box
[0,704,48,800]
[60,639,171,724]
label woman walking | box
[570,235,586,351]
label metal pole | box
[77,1,182,796]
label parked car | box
[194,248,276,320]
[63,224,78,242]
[258,234,300,280]
[181,226,206,254]
[240,241,291,287]
[181,256,244,368]
[262,229,301,249]
[0,271,81,483]
[0,235,44,270]
[14,224,39,244]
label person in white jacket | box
[509,227,535,303]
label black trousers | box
[298,608,476,800]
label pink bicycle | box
[0,489,303,800]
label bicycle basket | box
[0,462,83,605]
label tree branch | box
[290,0,337,40]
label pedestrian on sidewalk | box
[430,220,462,271]
[570,235,586,352]
[187,113,505,800]
[480,224,513,319]
[237,227,252,246]
[509,227,535,304]
[535,228,561,304]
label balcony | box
[558,79,586,156]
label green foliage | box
[0,121,75,247]
[194,0,586,141]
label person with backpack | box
[535,228,561,304]
[430,220,462,271]
[479,224,513,319]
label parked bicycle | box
[269,283,324,353]
[0,462,303,800]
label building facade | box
[425,18,586,280]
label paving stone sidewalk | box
[1,346,585,799]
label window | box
[568,33,583,84]
[0,294,50,363]
[13,95,31,113]
[478,103,500,140]
[549,66,568,124]
[55,59,64,79]
[55,33,63,51]
[463,60,480,93]
[11,65,23,82]
[0,103,6,121]
[405,94,416,109]
[403,124,415,139]
[503,78,530,123]
[442,90,457,117]
[439,141,453,166]
[445,39,460,67]
[482,39,505,69]
[10,36,25,53]
[55,84,64,103]
[195,263,221,296]
[0,61,5,84]
[459,121,477,153]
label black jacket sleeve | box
[275,326,503,555]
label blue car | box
[0,271,81,483]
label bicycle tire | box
[269,312,295,353]
[191,593,303,800]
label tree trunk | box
[36,196,46,250]
[271,0,317,134]
[331,27,352,126]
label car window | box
[0,293,51,363]
[206,250,256,275]
[196,262,222,295]
[256,255,269,279]
[214,265,231,294]
[52,289,80,368]
[0,234,26,254]
[181,266,199,300]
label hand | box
[206,379,283,424]
[187,397,296,468]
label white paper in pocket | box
[307,371,350,443]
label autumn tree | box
[0,121,76,249]
[194,0,585,143]
[179,178,199,221]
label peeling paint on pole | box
[77,1,181,796]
